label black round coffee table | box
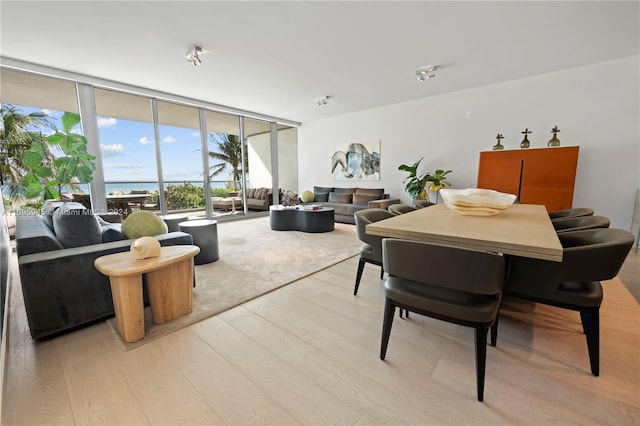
[269,206,335,233]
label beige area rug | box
[108,216,361,350]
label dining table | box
[72,193,152,217]
[366,203,563,262]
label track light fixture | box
[416,66,436,81]
[316,96,329,107]
[187,46,202,66]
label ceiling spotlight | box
[416,66,436,81]
[187,46,202,66]
[316,96,329,107]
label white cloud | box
[192,132,200,138]
[103,162,144,171]
[100,143,125,158]
[139,136,153,145]
[163,135,177,144]
[97,117,117,128]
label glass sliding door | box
[243,117,276,209]
[205,110,246,217]
[94,89,159,215]
[277,125,298,197]
[156,101,206,216]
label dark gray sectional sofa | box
[15,201,193,339]
[306,186,400,224]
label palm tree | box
[207,133,248,188]
[0,104,54,199]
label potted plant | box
[427,168,453,203]
[21,112,96,200]
[398,158,452,202]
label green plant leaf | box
[22,150,44,169]
[24,182,45,199]
[61,112,81,134]
[46,133,65,146]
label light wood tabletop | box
[366,203,563,261]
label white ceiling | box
[1,1,638,124]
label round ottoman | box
[179,219,219,264]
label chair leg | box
[490,315,499,347]
[380,298,396,360]
[353,258,366,295]
[580,309,600,376]
[474,327,489,402]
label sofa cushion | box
[121,211,168,238]
[42,200,67,230]
[247,188,256,198]
[314,186,334,194]
[356,188,385,198]
[96,216,126,242]
[333,188,357,194]
[52,203,103,249]
[328,192,353,204]
[314,192,330,202]
[353,193,380,206]
[300,190,314,203]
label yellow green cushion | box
[121,211,168,239]
[300,190,314,203]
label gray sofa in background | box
[16,202,194,340]
[305,186,400,224]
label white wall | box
[299,56,640,229]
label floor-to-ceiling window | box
[0,69,80,206]
[94,89,159,212]
[277,125,298,196]
[205,110,246,216]
[157,101,205,215]
[1,65,299,220]
[244,117,273,191]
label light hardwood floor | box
[3,252,639,425]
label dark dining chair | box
[388,204,417,215]
[548,207,594,220]
[552,215,610,233]
[412,199,435,209]
[353,208,395,295]
[380,238,505,401]
[504,228,634,376]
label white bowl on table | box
[440,188,517,216]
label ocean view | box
[102,180,228,194]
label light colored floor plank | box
[191,316,363,425]
[3,250,639,425]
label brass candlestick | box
[548,126,561,147]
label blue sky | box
[12,104,232,185]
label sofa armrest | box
[368,198,401,210]
[18,231,193,339]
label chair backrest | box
[354,209,395,259]
[383,239,505,295]
[553,215,610,233]
[549,207,594,220]
[388,204,417,215]
[559,228,635,282]
[412,199,435,209]
[506,228,635,299]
